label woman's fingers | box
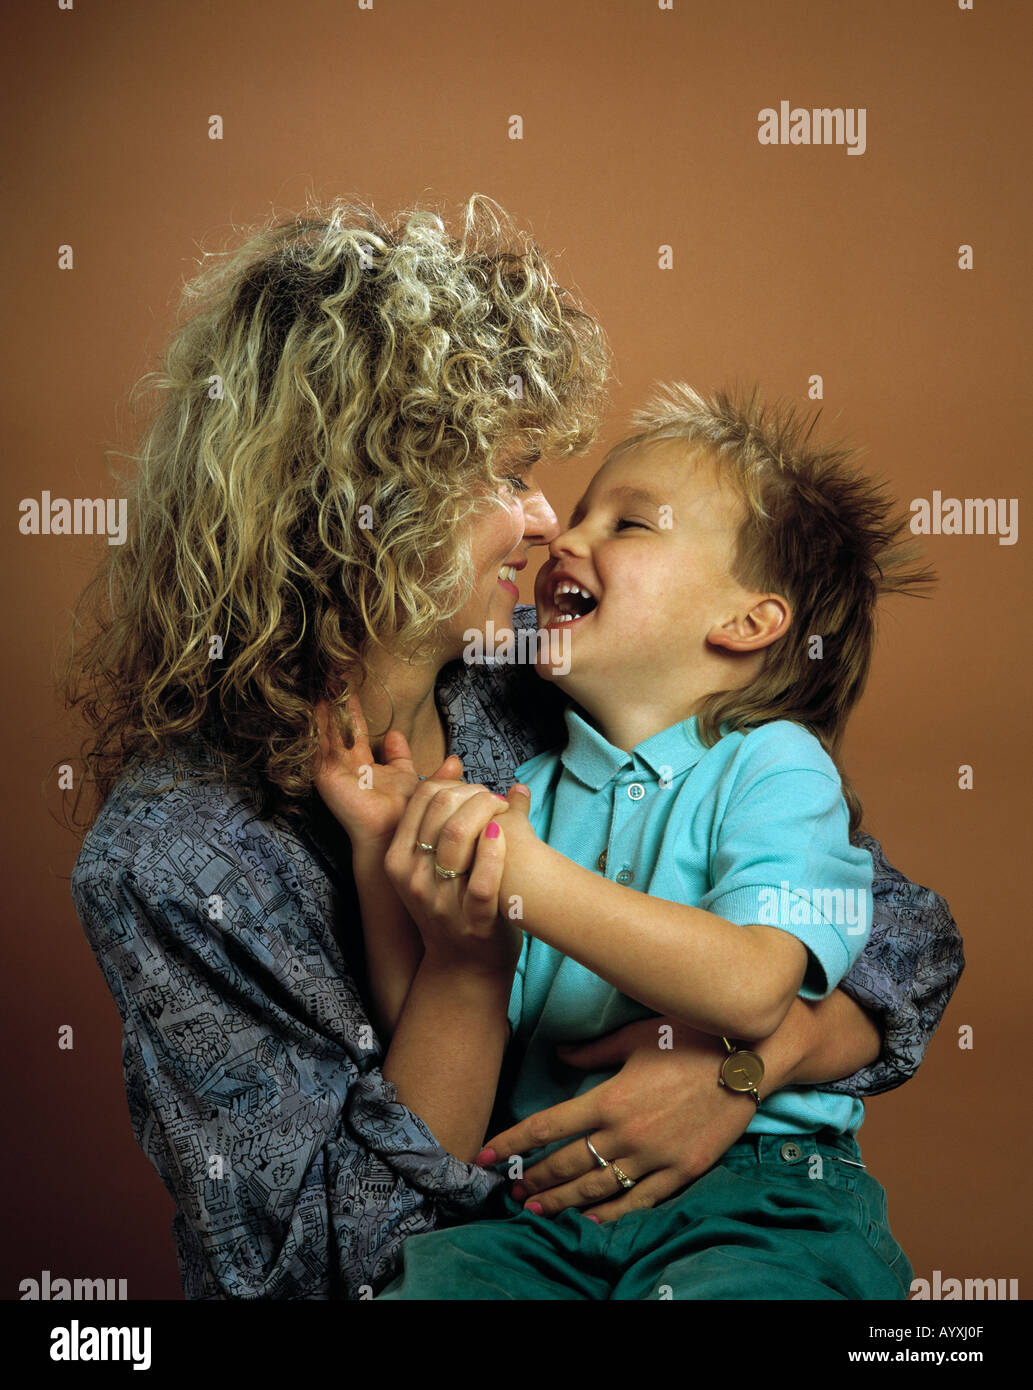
[386,781,504,890]
[419,788,505,867]
[463,819,505,932]
[511,1135,692,1223]
[314,695,368,774]
[428,752,464,782]
[517,1155,633,1216]
[313,699,335,765]
[430,789,509,876]
[380,728,418,776]
[341,692,373,765]
[554,1018,662,1071]
[388,778,457,863]
[581,1169,688,1225]
[479,1091,598,1169]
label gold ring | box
[610,1163,635,1190]
[434,862,462,880]
[416,841,435,853]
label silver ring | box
[416,840,435,853]
[434,862,462,880]
[585,1136,609,1169]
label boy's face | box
[534,440,758,720]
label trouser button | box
[780,1141,804,1162]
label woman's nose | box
[520,486,561,546]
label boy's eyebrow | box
[605,484,666,509]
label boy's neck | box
[556,650,765,754]
[575,692,699,754]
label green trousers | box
[378,1131,913,1300]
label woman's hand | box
[312,695,462,853]
[385,781,525,976]
[477,1018,765,1222]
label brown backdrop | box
[3,0,1030,1300]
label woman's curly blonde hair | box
[62,195,609,829]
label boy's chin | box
[533,658,571,688]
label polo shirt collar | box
[559,704,709,791]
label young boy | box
[375,383,931,1300]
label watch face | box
[720,1051,764,1092]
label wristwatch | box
[718,1037,764,1107]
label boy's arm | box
[496,758,869,1043]
[500,816,806,1040]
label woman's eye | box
[505,474,531,493]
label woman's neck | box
[346,645,450,778]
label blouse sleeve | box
[821,832,964,1098]
[71,787,501,1301]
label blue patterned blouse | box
[70,607,963,1299]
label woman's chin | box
[486,592,518,630]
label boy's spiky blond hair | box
[608,383,935,834]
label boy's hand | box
[385,780,523,975]
[312,695,462,854]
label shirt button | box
[627,783,645,801]
[596,850,607,872]
[780,1141,803,1163]
[616,868,633,885]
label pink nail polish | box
[485,822,500,839]
[525,1201,544,1216]
[475,1147,497,1166]
[585,1214,600,1224]
[510,1183,526,1201]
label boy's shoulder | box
[712,719,842,787]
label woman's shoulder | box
[69,734,361,995]
[71,734,335,904]
[76,737,260,861]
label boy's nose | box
[549,521,589,559]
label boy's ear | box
[707,596,791,653]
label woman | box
[66,195,962,1299]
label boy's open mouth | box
[542,576,599,627]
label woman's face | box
[445,469,561,649]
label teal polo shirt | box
[505,706,873,1138]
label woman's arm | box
[823,831,964,1096]
[350,842,425,1038]
[312,695,471,1038]
[71,795,504,1298]
[762,986,881,1086]
[384,960,514,1162]
[476,990,878,1222]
